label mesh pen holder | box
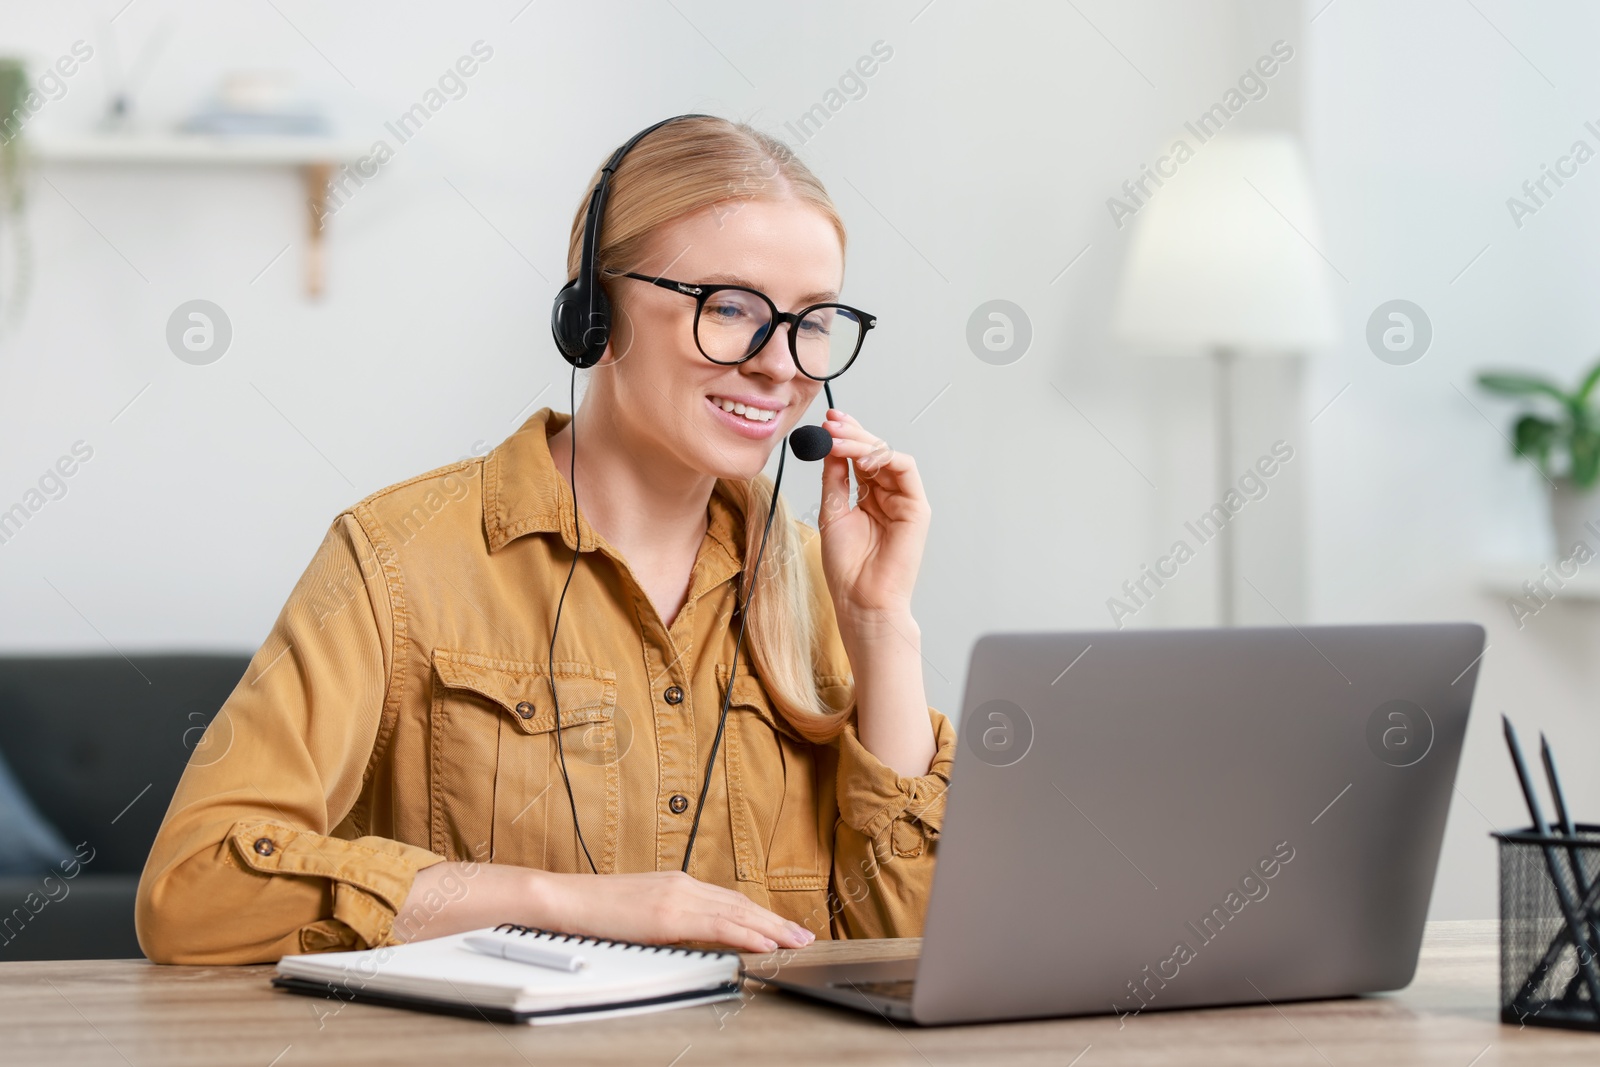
[1497,823,1600,1031]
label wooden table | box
[0,921,1594,1065]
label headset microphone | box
[787,380,836,462]
[788,424,832,462]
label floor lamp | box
[1110,131,1335,626]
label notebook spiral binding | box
[491,922,738,959]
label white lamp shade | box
[1110,131,1337,354]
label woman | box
[135,115,955,965]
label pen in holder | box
[1496,822,1600,1030]
[1496,718,1600,1030]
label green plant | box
[1477,358,1600,489]
[0,57,30,332]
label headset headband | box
[554,114,714,367]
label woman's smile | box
[703,392,785,439]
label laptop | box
[753,623,1485,1025]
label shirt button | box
[516,701,535,719]
[664,686,683,705]
[669,794,689,814]
[253,837,275,856]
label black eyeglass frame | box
[610,270,877,381]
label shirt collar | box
[483,407,744,572]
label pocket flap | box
[715,662,805,742]
[433,648,615,735]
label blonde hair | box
[563,115,850,744]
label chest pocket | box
[430,648,620,872]
[717,663,828,892]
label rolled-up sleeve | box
[830,709,955,938]
[794,520,956,939]
[135,513,445,965]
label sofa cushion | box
[0,873,142,960]
[0,746,74,874]
[0,654,253,876]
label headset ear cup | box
[580,281,611,368]
[551,279,585,366]
[551,278,612,369]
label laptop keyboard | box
[834,978,916,1001]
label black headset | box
[545,115,835,878]
[550,113,713,369]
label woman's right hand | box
[535,869,815,952]
[393,861,815,953]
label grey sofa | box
[0,654,252,960]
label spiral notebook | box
[271,924,743,1025]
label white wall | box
[0,0,1261,675]
[1307,0,1600,919]
[3,0,1591,919]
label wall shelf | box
[25,133,372,298]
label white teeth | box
[711,397,775,423]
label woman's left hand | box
[816,409,931,636]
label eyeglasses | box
[610,270,876,381]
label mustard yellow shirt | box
[135,407,955,964]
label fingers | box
[636,872,810,952]
[824,411,906,484]
[821,409,929,520]
[688,878,813,951]
[706,915,776,953]
[820,449,851,531]
[823,410,891,475]
[559,870,818,952]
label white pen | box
[463,934,588,972]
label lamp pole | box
[1214,346,1236,627]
